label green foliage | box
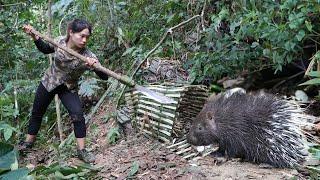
[300,51,320,86]
[0,147,17,174]
[78,78,101,97]
[0,168,29,180]
[188,0,320,82]
[127,161,139,177]
[309,146,320,160]
[0,122,17,141]
[0,79,39,142]
[30,162,98,179]
[307,145,320,178]
[103,112,116,123]
[107,127,120,144]
[0,142,29,179]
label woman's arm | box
[93,69,108,80]
[86,55,109,80]
[34,38,55,54]
[23,24,55,54]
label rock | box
[295,90,309,103]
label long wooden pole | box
[30,28,135,87]
[29,28,175,104]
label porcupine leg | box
[210,146,226,158]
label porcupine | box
[187,88,312,168]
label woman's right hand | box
[23,24,39,41]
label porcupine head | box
[186,95,221,146]
[186,88,246,146]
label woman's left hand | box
[86,57,100,67]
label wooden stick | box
[29,28,175,104]
[30,28,135,87]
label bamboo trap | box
[126,84,208,156]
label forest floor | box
[19,99,312,180]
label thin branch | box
[0,2,25,7]
[201,0,207,31]
[273,71,305,89]
[58,9,76,36]
[116,14,203,107]
[48,0,64,142]
[134,14,201,77]
[107,0,114,26]
[305,53,318,76]
[171,33,176,59]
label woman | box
[20,19,108,163]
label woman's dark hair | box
[66,19,92,41]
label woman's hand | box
[86,57,100,67]
[23,24,39,41]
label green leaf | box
[0,142,13,156]
[78,78,101,97]
[305,20,313,32]
[251,42,259,48]
[315,150,320,159]
[166,14,175,24]
[0,150,17,173]
[263,49,271,57]
[128,161,139,177]
[284,41,296,51]
[122,47,136,57]
[210,84,223,92]
[54,171,78,179]
[51,0,74,16]
[288,12,305,29]
[229,21,241,35]
[307,71,320,78]
[118,27,124,37]
[4,128,13,141]
[107,128,120,144]
[0,168,29,180]
[296,30,305,41]
[299,78,320,86]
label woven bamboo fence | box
[124,84,214,159]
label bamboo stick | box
[176,147,193,155]
[183,152,198,159]
[137,104,176,118]
[137,122,171,136]
[166,139,188,149]
[140,129,171,142]
[136,109,174,125]
[136,116,173,130]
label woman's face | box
[69,28,90,49]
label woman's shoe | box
[18,141,34,152]
[77,149,95,163]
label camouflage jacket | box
[34,36,107,92]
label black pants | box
[28,82,86,138]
